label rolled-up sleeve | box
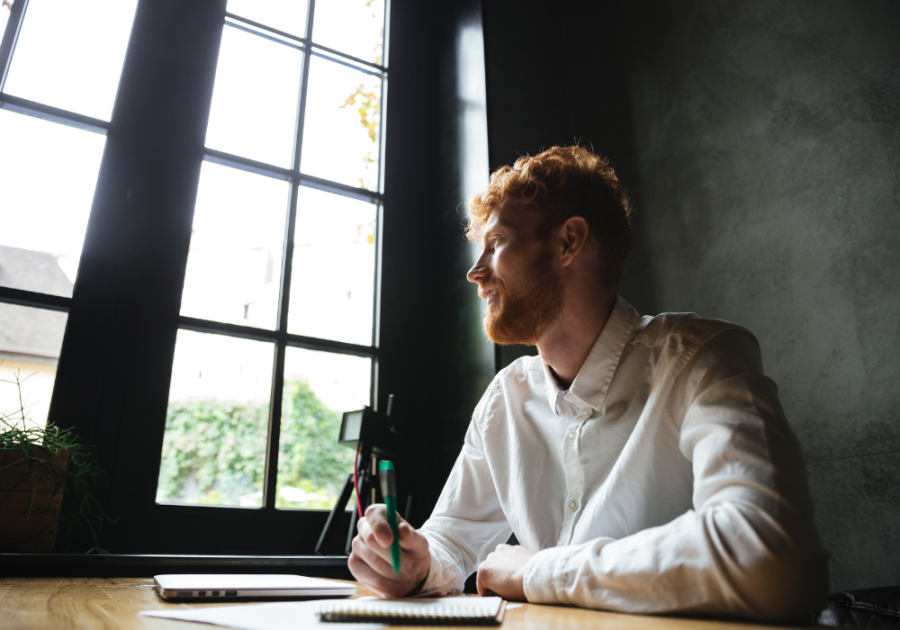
[418,381,513,596]
[523,330,828,620]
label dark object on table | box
[815,586,900,628]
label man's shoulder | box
[481,353,545,395]
[630,309,758,351]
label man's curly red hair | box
[467,145,633,290]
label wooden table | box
[0,577,788,630]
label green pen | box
[378,460,401,573]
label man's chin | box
[483,315,537,347]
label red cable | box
[352,441,363,519]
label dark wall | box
[483,0,900,592]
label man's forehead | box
[484,201,533,233]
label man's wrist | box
[406,566,430,597]
[521,548,544,602]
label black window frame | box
[0,0,493,557]
[168,1,389,513]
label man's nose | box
[467,256,487,285]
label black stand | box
[315,445,380,555]
[316,396,399,556]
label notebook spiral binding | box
[317,600,507,625]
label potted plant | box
[0,369,109,553]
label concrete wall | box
[484,0,900,592]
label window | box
[0,0,138,429]
[155,0,387,512]
[1,0,392,554]
[1,0,492,557]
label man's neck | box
[537,291,617,390]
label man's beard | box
[482,247,563,346]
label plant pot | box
[0,446,70,552]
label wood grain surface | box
[0,577,790,630]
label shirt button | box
[568,432,576,442]
[569,500,578,511]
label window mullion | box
[0,285,69,313]
[305,0,316,49]
[262,1,315,509]
[263,333,288,510]
[0,0,27,91]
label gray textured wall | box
[484,0,900,592]
[620,0,900,592]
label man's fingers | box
[359,513,395,549]
[364,505,395,546]
[358,526,395,564]
[476,570,495,597]
[351,535,398,578]
[348,551,405,597]
[397,522,429,556]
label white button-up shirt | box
[419,296,828,620]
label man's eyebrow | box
[488,215,521,231]
[482,222,509,241]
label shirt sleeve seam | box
[472,377,502,438]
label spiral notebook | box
[317,596,507,625]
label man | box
[348,146,828,620]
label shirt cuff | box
[417,532,464,597]
[523,538,616,605]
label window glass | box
[300,55,381,190]
[226,0,308,37]
[205,21,303,167]
[3,0,138,121]
[288,187,376,345]
[312,0,384,65]
[0,303,67,430]
[0,110,106,296]
[179,161,289,330]
[276,347,371,510]
[156,330,274,507]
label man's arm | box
[521,330,828,620]
[349,380,512,597]
[416,380,514,596]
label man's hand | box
[349,504,431,598]
[476,544,535,601]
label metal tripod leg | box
[315,471,355,555]
[346,504,360,555]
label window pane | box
[4,0,137,121]
[300,56,381,190]
[0,303,67,431]
[179,162,288,330]
[312,0,384,65]
[277,347,371,510]
[205,22,303,167]
[288,187,376,345]
[226,0,308,37]
[156,330,274,507]
[0,110,106,296]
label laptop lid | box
[154,574,357,601]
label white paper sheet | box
[139,596,521,629]
[139,599,385,630]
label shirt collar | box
[541,295,639,414]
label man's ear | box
[558,217,590,267]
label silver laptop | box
[154,574,357,601]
